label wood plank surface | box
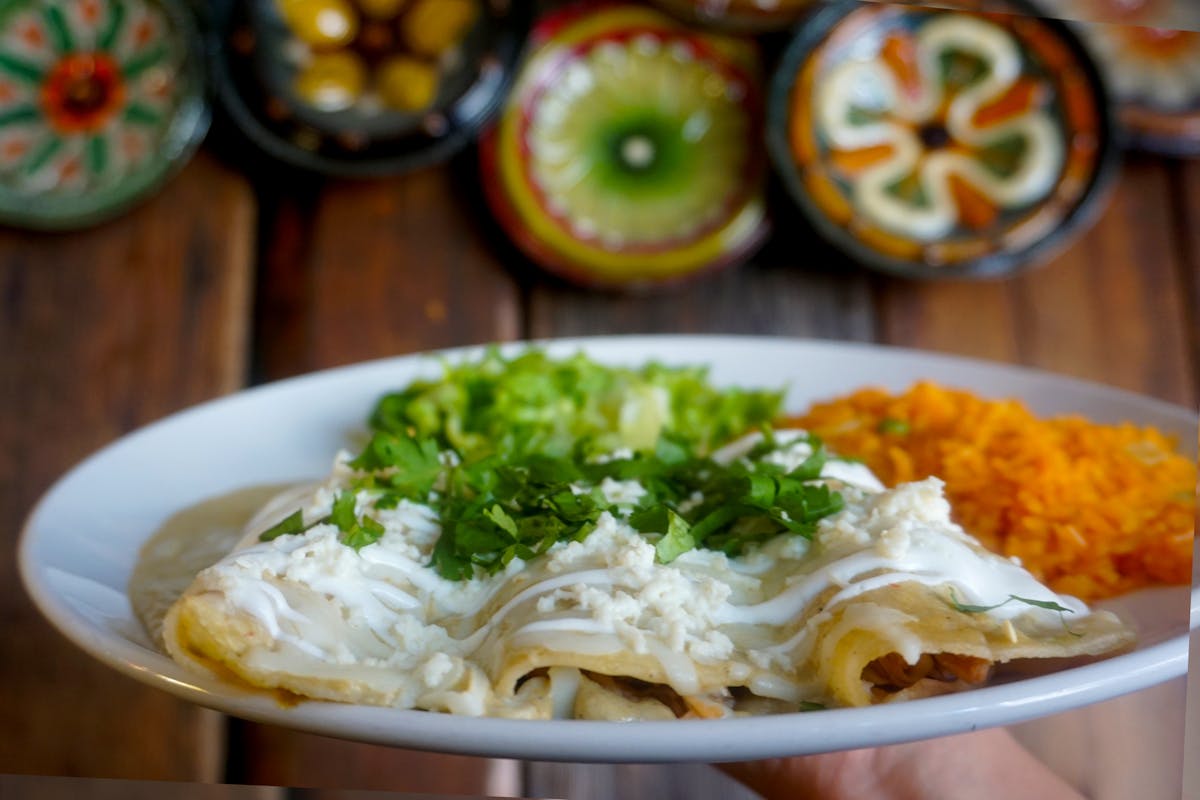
[526,232,876,342]
[1172,158,1200,800]
[254,162,520,381]
[233,164,521,796]
[1169,159,1200,406]
[288,791,503,800]
[0,152,255,781]
[0,775,283,800]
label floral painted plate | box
[0,0,208,229]
[209,0,527,176]
[768,1,1120,279]
[480,2,770,289]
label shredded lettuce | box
[366,347,784,461]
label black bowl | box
[766,0,1121,280]
[207,0,529,177]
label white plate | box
[18,336,1199,763]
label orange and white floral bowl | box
[767,1,1119,279]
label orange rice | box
[786,382,1196,601]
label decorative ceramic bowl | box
[209,0,526,175]
[480,2,770,289]
[0,0,208,229]
[1045,0,1200,156]
[648,0,818,33]
[768,1,1119,279]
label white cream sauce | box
[129,484,293,645]
[161,432,1093,714]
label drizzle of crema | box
[168,432,1088,715]
[130,484,294,646]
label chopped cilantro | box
[412,430,847,577]
[296,350,844,579]
[650,509,696,564]
[349,432,443,499]
[258,509,305,542]
[342,514,385,550]
[947,591,1075,615]
[946,589,1080,636]
[483,504,519,537]
[877,418,910,435]
[329,491,358,531]
[327,490,386,551]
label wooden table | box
[2,134,1197,797]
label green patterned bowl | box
[0,0,208,229]
[480,2,769,288]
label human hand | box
[720,727,1083,800]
